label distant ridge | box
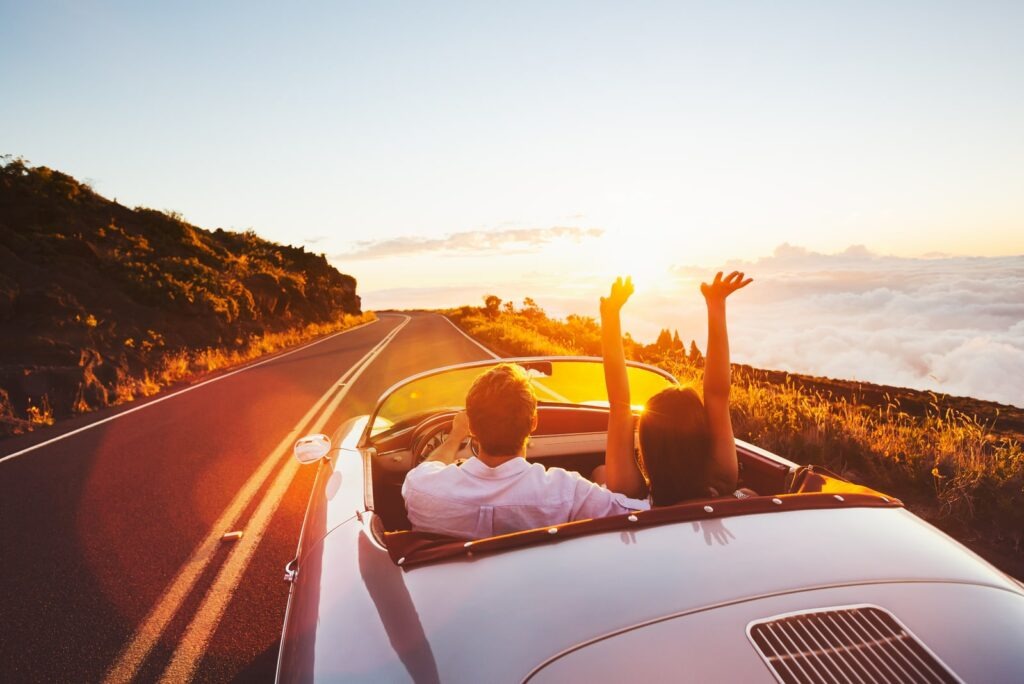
[0,156,367,434]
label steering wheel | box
[410,411,476,464]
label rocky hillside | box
[0,157,363,434]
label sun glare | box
[587,230,679,293]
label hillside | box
[0,157,371,435]
[441,297,1023,577]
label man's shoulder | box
[532,463,586,483]
[402,460,460,492]
[405,460,450,478]
[535,464,615,494]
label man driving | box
[402,363,649,538]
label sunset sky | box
[3,1,1022,404]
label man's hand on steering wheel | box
[449,411,470,442]
[420,410,473,465]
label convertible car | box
[276,357,1024,683]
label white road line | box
[439,314,572,401]
[0,318,380,465]
[440,314,500,358]
[157,315,410,683]
[102,317,406,684]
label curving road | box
[0,312,497,682]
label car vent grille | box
[747,605,961,684]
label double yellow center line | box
[105,316,409,683]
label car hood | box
[278,507,1021,683]
[527,581,1024,682]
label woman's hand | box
[599,274,646,498]
[600,276,634,317]
[701,271,752,304]
[701,270,751,495]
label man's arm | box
[570,471,650,521]
[424,411,471,464]
[600,277,647,498]
[700,271,752,495]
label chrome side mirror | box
[294,433,331,464]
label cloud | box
[362,243,1024,407]
[338,226,604,260]
[673,245,1024,407]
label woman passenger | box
[598,272,752,505]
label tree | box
[483,294,502,318]
[656,328,673,351]
[522,297,544,319]
[672,329,684,351]
[688,340,704,367]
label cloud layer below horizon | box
[366,244,1024,407]
[677,245,1024,407]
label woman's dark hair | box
[638,386,712,506]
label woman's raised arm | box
[700,271,752,496]
[600,276,647,498]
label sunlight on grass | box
[65,312,377,416]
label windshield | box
[364,357,677,444]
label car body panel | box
[289,417,369,557]
[528,582,1024,683]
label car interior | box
[367,404,797,533]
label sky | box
[2,1,1022,405]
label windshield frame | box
[358,356,678,448]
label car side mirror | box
[294,434,331,464]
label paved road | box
[0,312,496,682]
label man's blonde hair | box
[466,363,537,456]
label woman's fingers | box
[702,271,754,298]
[604,275,634,307]
[725,276,753,294]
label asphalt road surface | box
[0,312,497,682]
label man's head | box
[465,363,538,456]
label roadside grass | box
[444,303,1023,569]
[25,396,55,427]
[17,313,376,427]
[107,312,376,403]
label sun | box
[586,229,679,294]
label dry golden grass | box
[25,396,55,427]
[445,303,1023,562]
[97,312,376,404]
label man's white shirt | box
[402,456,650,539]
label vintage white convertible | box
[276,357,1024,683]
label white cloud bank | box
[364,243,1024,407]
[671,245,1024,407]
